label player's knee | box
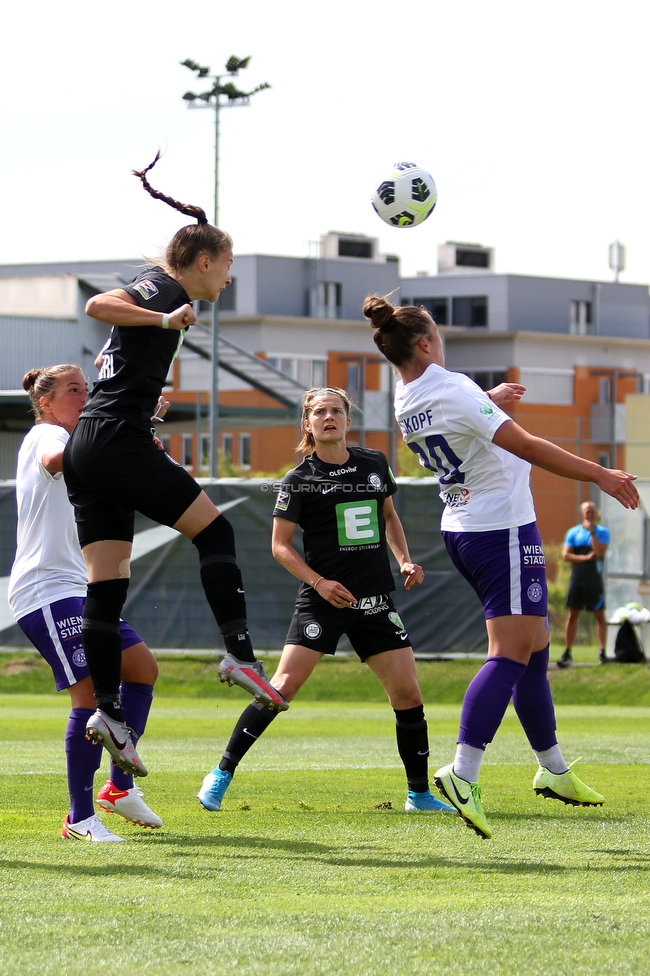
[388,686,423,710]
[270,671,300,701]
[121,644,159,685]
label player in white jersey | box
[8,365,162,841]
[364,295,639,839]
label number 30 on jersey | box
[408,435,465,486]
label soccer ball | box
[371,162,437,228]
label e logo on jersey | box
[131,280,160,301]
[479,404,494,415]
[336,500,379,547]
[527,582,543,603]
[304,622,322,640]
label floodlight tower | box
[181,56,270,477]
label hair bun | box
[22,368,41,392]
[363,295,396,331]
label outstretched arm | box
[383,496,425,590]
[493,420,639,509]
[85,289,195,331]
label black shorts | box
[284,594,411,661]
[566,578,605,612]
[63,416,202,548]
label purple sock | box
[459,656,527,749]
[66,707,103,823]
[512,644,558,751]
[110,682,154,791]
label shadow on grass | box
[4,830,650,877]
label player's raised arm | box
[86,289,195,330]
[492,420,639,509]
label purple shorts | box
[17,596,142,691]
[442,522,547,619]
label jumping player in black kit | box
[63,152,287,777]
[196,386,454,814]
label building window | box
[461,369,508,391]
[569,300,592,335]
[200,434,210,472]
[221,432,233,462]
[414,297,448,324]
[218,278,236,311]
[599,378,611,404]
[268,356,294,377]
[239,433,251,469]
[160,435,171,454]
[182,433,193,470]
[456,248,489,268]
[338,239,372,258]
[296,359,312,386]
[598,452,610,468]
[518,368,574,405]
[347,362,361,400]
[316,281,342,319]
[267,356,327,387]
[452,296,488,327]
[311,359,326,388]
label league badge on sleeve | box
[132,280,160,302]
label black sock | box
[83,579,129,721]
[395,704,429,793]
[219,700,279,774]
[192,515,255,662]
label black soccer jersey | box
[273,447,398,601]
[82,267,192,424]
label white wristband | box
[161,313,170,329]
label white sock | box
[535,745,569,774]
[453,743,484,783]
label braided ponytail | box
[132,150,209,224]
[133,151,232,273]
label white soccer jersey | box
[8,424,87,619]
[394,363,536,532]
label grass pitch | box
[0,657,649,975]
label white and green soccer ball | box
[371,162,437,228]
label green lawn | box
[3,647,650,704]
[1,680,649,976]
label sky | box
[2,0,649,283]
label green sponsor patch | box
[389,611,405,631]
[336,500,379,546]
